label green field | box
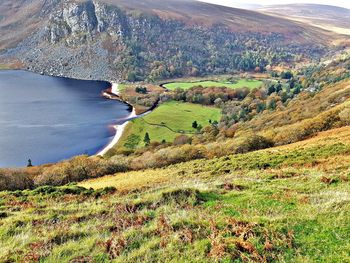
[119,101,221,148]
[163,79,263,90]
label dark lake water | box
[0,70,130,168]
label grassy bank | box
[0,64,11,70]
[163,79,263,90]
[115,101,221,150]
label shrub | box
[236,135,274,154]
[173,135,192,146]
[339,107,350,125]
[34,156,126,187]
[0,170,34,191]
[129,145,206,170]
[158,189,203,206]
[135,86,148,94]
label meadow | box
[163,79,263,90]
[116,101,221,149]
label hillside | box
[1,126,349,262]
[259,4,350,36]
[100,0,320,35]
[0,2,349,261]
[0,0,340,81]
[0,0,57,51]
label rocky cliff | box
[0,0,331,81]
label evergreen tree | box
[144,132,151,146]
[192,121,198,129]
[27,159,33,167]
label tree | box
[144,132,151,146]
[27,159,33,167]
[135,86,148,94]
[267,84,276,95]
[267,98,277,110]
[275,83,283,93]
[127,72,137,82]
[281,71,293,79]
[214,98,223,107]
[192,121,198,129]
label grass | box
[0,64,11,70]
[0,127,349,262]
[83,126,350,190]
[163,79,263,90]
[117,101,221,148]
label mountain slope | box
[1,125,349,261]
[0,0,58,50]
[258,4,350,36]
[99,0,323,36]
[0,0,338,81]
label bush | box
[129,145,206,170]
[135,86,148,94]
[158,189,203,206]
[34,156,127,187]
[173,135,192,146]
[0,170,34,191]
[339,107,350,125]
[236,135,274,154]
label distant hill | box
[258,4,350,36]
[0,0,343,80]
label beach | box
[97,83,137,156]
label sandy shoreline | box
[97,82,136,156]
[97,82,153,156]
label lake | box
[0,70,131,168]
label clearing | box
[117,101,221,149]
[163,79,263,90]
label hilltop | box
[259,4,350,36]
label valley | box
[0,0,349,262]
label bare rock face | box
[46,1,97,45]
[45,0,128,46]
[94,1,127,37]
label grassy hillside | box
[259,4,350,36]
[1,127,349,262]
[101,0,333,40]
[0,0,56,50]
[116,101,221,149]
[163,79,263,90]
